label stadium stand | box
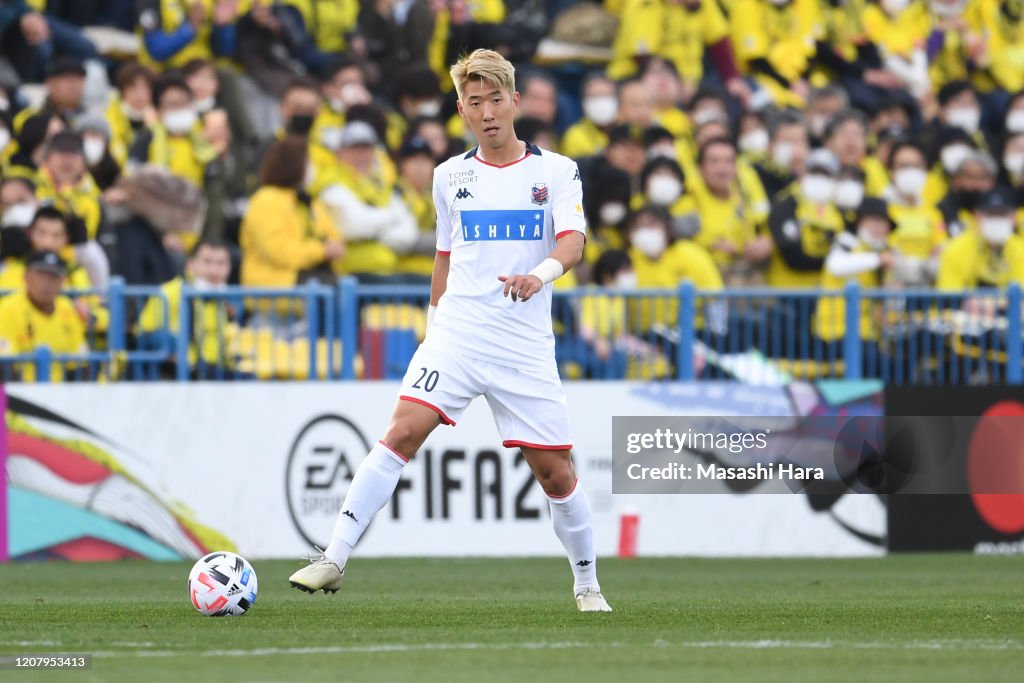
[0,0,1022,385]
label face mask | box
[287,113,315,135]
[772,142,796,169]
[979,216,1014,245]
[122,101,147,122]
[647,145,677,161]
[1007,110,1024,134]
[320,126,344,151]
[834,179,865,210]
[194,95,216,113]
[941,144,972,174]
[692,108,724,126]
[893,167,927,198]
[192,277,227,292]
[1004,153,1024,177]
[416,100,442,118]
[304,163,316,189]
[583,96,618,127]
[647,175,682,206]
[955,188,983,211]
[615,271,638,289]
[809,115,829,140]
[632,226,668,259]
[738,129,769,155]
[0,128,9,152]
[0,95,8,112]
[83,137,105,166]
[1,202,37,227]
[600,203,627,225]
[931,0,965,16]
[945,108,980,134]
[328,97,346,113]
[858,227,889,251]
[882,0,910,14]
[162,107,198,134]
[801,174,836,204]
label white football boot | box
[289,554,345,594]
[575,587,613,612]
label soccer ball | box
[187,551,258,616]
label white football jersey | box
[430,142,586,370]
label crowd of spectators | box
[1,0,1023,380]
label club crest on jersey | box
[531,183,549,205]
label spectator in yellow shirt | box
[824,110,889,197]
[805,86,849,147]
[937,149,997,238]
[863,0,932,99]
[35,131,103,246]
[571,248,670,379]
[561,73,617,160]
[966,0,1024,96]
[240,136,344,334]
[736,110,770,164]
[105,62,158,167]
[766,149,845,288]
[626,203,724,339]
[883,139,948,286]
[1001,131,1024,209]
[0,176,38,230]
[730,0,825,108]
[394,137,438,280]
[684,137,773,284]
[610,0,724,85]
[313,56,373,152]
[754,109,809,201]
[815,197,896,343]
[0,250,87,382]
[318,122,417,278]
[11,57,87,135]
[135,0,239,71]
[938,188,1024,290]
[129,73,218,190]
[138,238,239,378]
[0,206,102,328]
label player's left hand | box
[498,274,543,302]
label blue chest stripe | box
[460,210,544,241]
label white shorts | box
[398,342,572,450]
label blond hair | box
[450,49,516,101]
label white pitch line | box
[79,638,1024,659]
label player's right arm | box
[430,251,450,306]
[428,163,454,327]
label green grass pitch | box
[0,555,1022,682]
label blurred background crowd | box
[1,0,1023,381]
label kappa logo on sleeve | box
[455,187,474,200]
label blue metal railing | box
[1,278,1021,385]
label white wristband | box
[426,304,437,331]
[528,258,564,285]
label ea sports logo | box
[285,415,371,548]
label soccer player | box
[289,49,611,612]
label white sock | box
[548,481,599,595]
[324,441,407,568]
